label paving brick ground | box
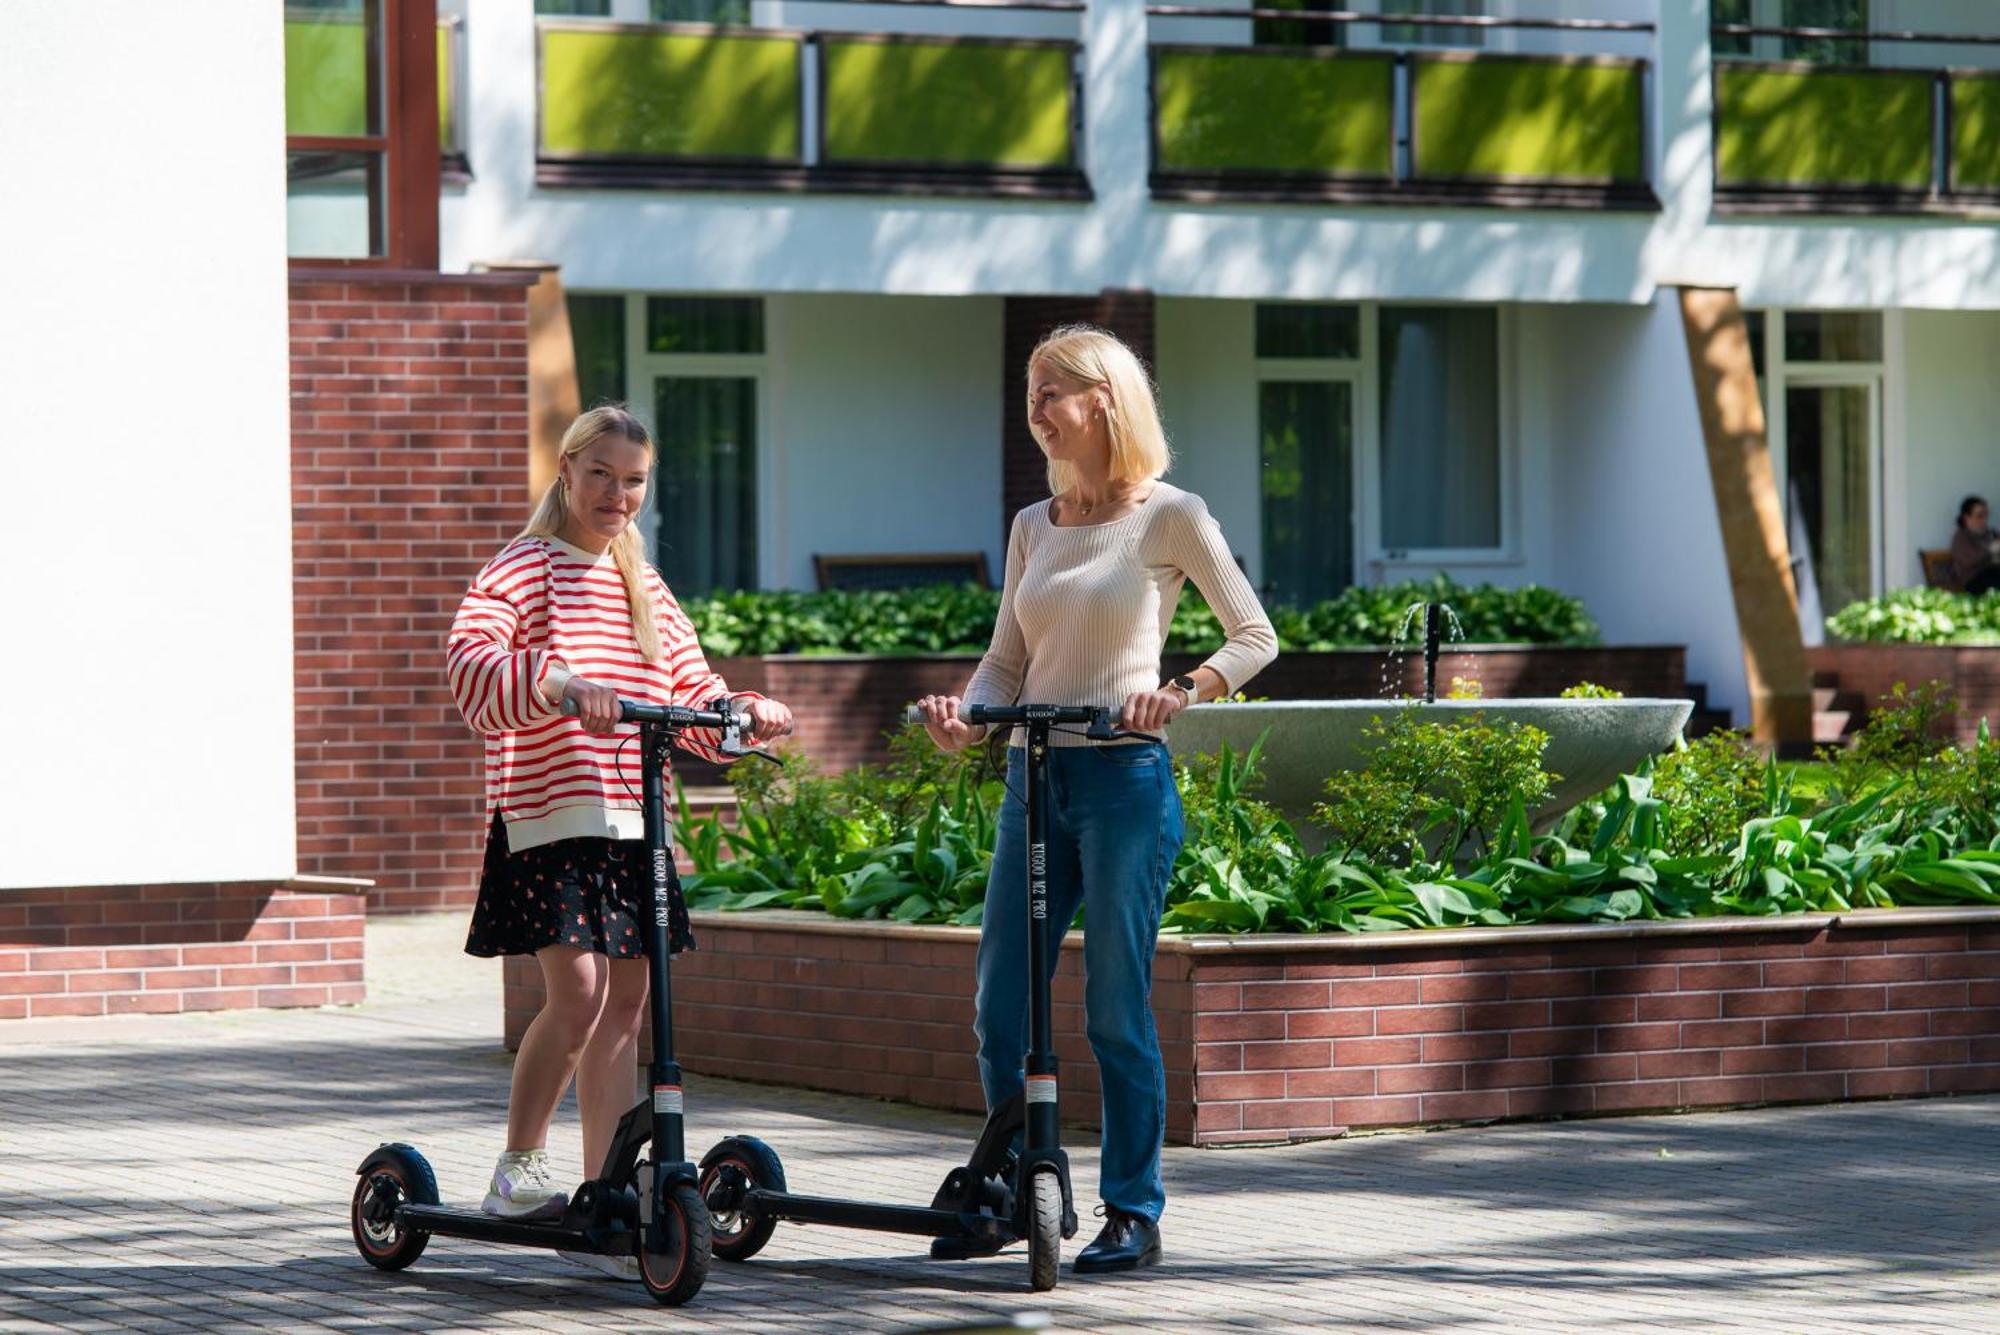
[3,912,1999,1333]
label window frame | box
[285,0,441,269]
[614,293,777,591]
[1250,300,1518,594]
[1755,308,1890,611]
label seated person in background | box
[1951,495,2000,595]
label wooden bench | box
[813,552,992,592]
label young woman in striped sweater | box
[447,406,790,1276]
[916,326,1276,1275]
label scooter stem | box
[640,719,686,1165]
[1022,718,1059,1154]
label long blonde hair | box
[1027,324,1172,497]
[519,405,661,662]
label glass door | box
[1783,377,1880,626]
[1259,379,1355,604]
[652,375,758,595]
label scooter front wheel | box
[638,1180,712,1306]
[1025,1167,1061,1292]
[351,1144,438,1271]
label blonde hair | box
[519,405,661,662]
[1027,324,1171,497]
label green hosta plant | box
[1826,587,2000,645]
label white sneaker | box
[559,1249,642,1283]
[480,1149,568,1220]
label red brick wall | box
[693,645,1688,779]
[0,885,365,1018]
[503,913,1200,1144]
[501,911,2000,1146]
[1809,644,1999,744]
[1001,291,1156,542]
[1191,917,2000,1144]
[290,272,534,912]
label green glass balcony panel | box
[820,38,1074,170]
[1412,57,1644,185]
[285,15,374,139]
[1952,74,2000,193]
[1153,49,1394,175]
[437,25,455,149]
[1715,67,1932,190]
[539,27,801,161]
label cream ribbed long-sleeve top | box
[962,482,1278,746]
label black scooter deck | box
[740,1189,1010,1242]
[397,1203,630,1254]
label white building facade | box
[436,0,2000,724]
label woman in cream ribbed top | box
[916,325,1275,1275]
[960,480,1276,738]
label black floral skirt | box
[465,812,694,959]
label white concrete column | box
[1083,0,1152,287]
[442,0,541,270]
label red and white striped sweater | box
[446,535,757,852]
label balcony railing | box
[1146,9,1655,209]
[1713,21,2000,212]
[533,9,1088,198]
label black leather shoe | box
[1072,1206,1161,1274]
[930,1233,1006,1260]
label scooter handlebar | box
[560,695,794,740]
[902,702,1160,744]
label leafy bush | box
[674,689,2000,934]
[1313,713,1555,864]
[1651,731,1774,857]
[1826,587,2000,645]
[685,576,1598,658]
[1560,681,1624,699]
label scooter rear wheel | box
[351,1144,438,1271]
[699,1135,786,1262]
[1025,1167,1061,1292]
[638,1180,712,1306]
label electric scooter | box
[698,703,1158,1293]
[350,698,768,1307]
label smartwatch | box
[1169,674,1200,708]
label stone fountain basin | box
[1166,698,1696,846]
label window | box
[654,378,759,594]
[1785,311,1882,363]
[1378,306,1499,552]
[652,0,752,22]
[1713,0,1869,65]
[1253,301,1505,598]
[1381,0,1485,50]
[283,0,438,265]
[1257,304,1359,359]
[636,297,768,593]
[1262,382,1355,603]
[567,295,628,411]
[535,0,611,15]
[647,297,765,354]
[1254,0,1347,49]
[1713,0,1751,57]
[285,0,384,258]
[1781,0,1868,65]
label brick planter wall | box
[1809,644,2000,744]
[504,912,1200,1144]
[290,271,535,913]
[694,645,1688,778]
[501,907,2000,1146]
[0,882,366,1019]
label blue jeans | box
[973,743,1185,1223]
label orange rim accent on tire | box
[641,1207,688,1289]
